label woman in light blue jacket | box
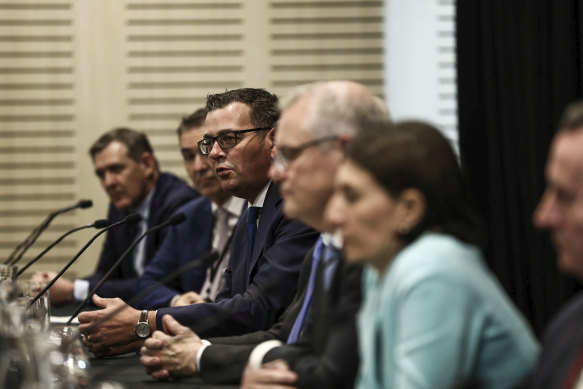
[325,120,538,389]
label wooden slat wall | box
[436,0,457,145]
[0,1,78,267]
[267,0,384,97]
[123,1,247,176]
[0,0,385,277]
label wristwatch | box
[134,310,151,339]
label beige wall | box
[0,0,384,278]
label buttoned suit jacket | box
[155,182,319,338]
[84,172,198,301]
[198,245,363,389]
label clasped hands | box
[140,314,203,379]
[79,296,298,388]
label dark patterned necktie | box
[245,206,260,278]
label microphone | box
[27,213,141,308]
[6,199,94,265]
[78,250,219,332]
[16,219,109,278]
[66,213,186,324]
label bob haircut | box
[345,120,484,250]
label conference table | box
[52,304,240,389]
[90,353,238,389]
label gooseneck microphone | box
[27,213,141,308]
[16,219,109,278]
[66,213,186,324]
[6,199,93,265]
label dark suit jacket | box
[156,182,319,338]
[135,196,246,309]
[85,172,198,301]
[199,246,316,383]
[199,243,363,389]
[519,291,583,389]
[135,196,212,309]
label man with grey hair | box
[140,80,389,389]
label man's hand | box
[140,314,202,380]
[30,271,74,305]
[78,294,141,357]
[241,359,298,389]
[172,291,206,306]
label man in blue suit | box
[78,88,318,356]
[33,128,198,305]
[136,108,246,309]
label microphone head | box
[93,219,109,229]
[168,213,186,226]
[78,199,93,209]
[124,213,142,224]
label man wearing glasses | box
[140,81,390,388]
[78,88,318,357]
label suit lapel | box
[247,182,281,283]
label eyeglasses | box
[273,135,339,170]
[197,127,271,155]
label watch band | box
[134,309,151,339]
[138,309,149,324]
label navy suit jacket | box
[156,182,319,338]
[135,196,212,309]
[135,196,246,309]
[85,172,198,301]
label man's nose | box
[269,162,286,184]
[208,140,224,161]
[103,172,117,187]
[533,191,559,230]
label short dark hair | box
[177,107,207,137]
[559,100,583,131]
[346,120,484,249]
[89,127,158,170]
[206,88,279,128]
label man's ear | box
[396,188,426,232]
[140,152,157,177]
[267,127,276,148]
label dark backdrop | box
[456,1,583,335]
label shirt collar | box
[322,231,343,251]
[248,181,271,208]
[211,195,246,218]
[135,186,155,222]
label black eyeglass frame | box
[197,127,271,155]
[274,135,339,169]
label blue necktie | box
[322,246,340,290]
[245,206,260,278]
[287,237,325,344]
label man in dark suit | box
[139,81,390,389]
[78,88,318,356]
[32,128,198,305]
[521,101,583,388]
[136,108,246,309]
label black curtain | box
[456,1,583,335]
